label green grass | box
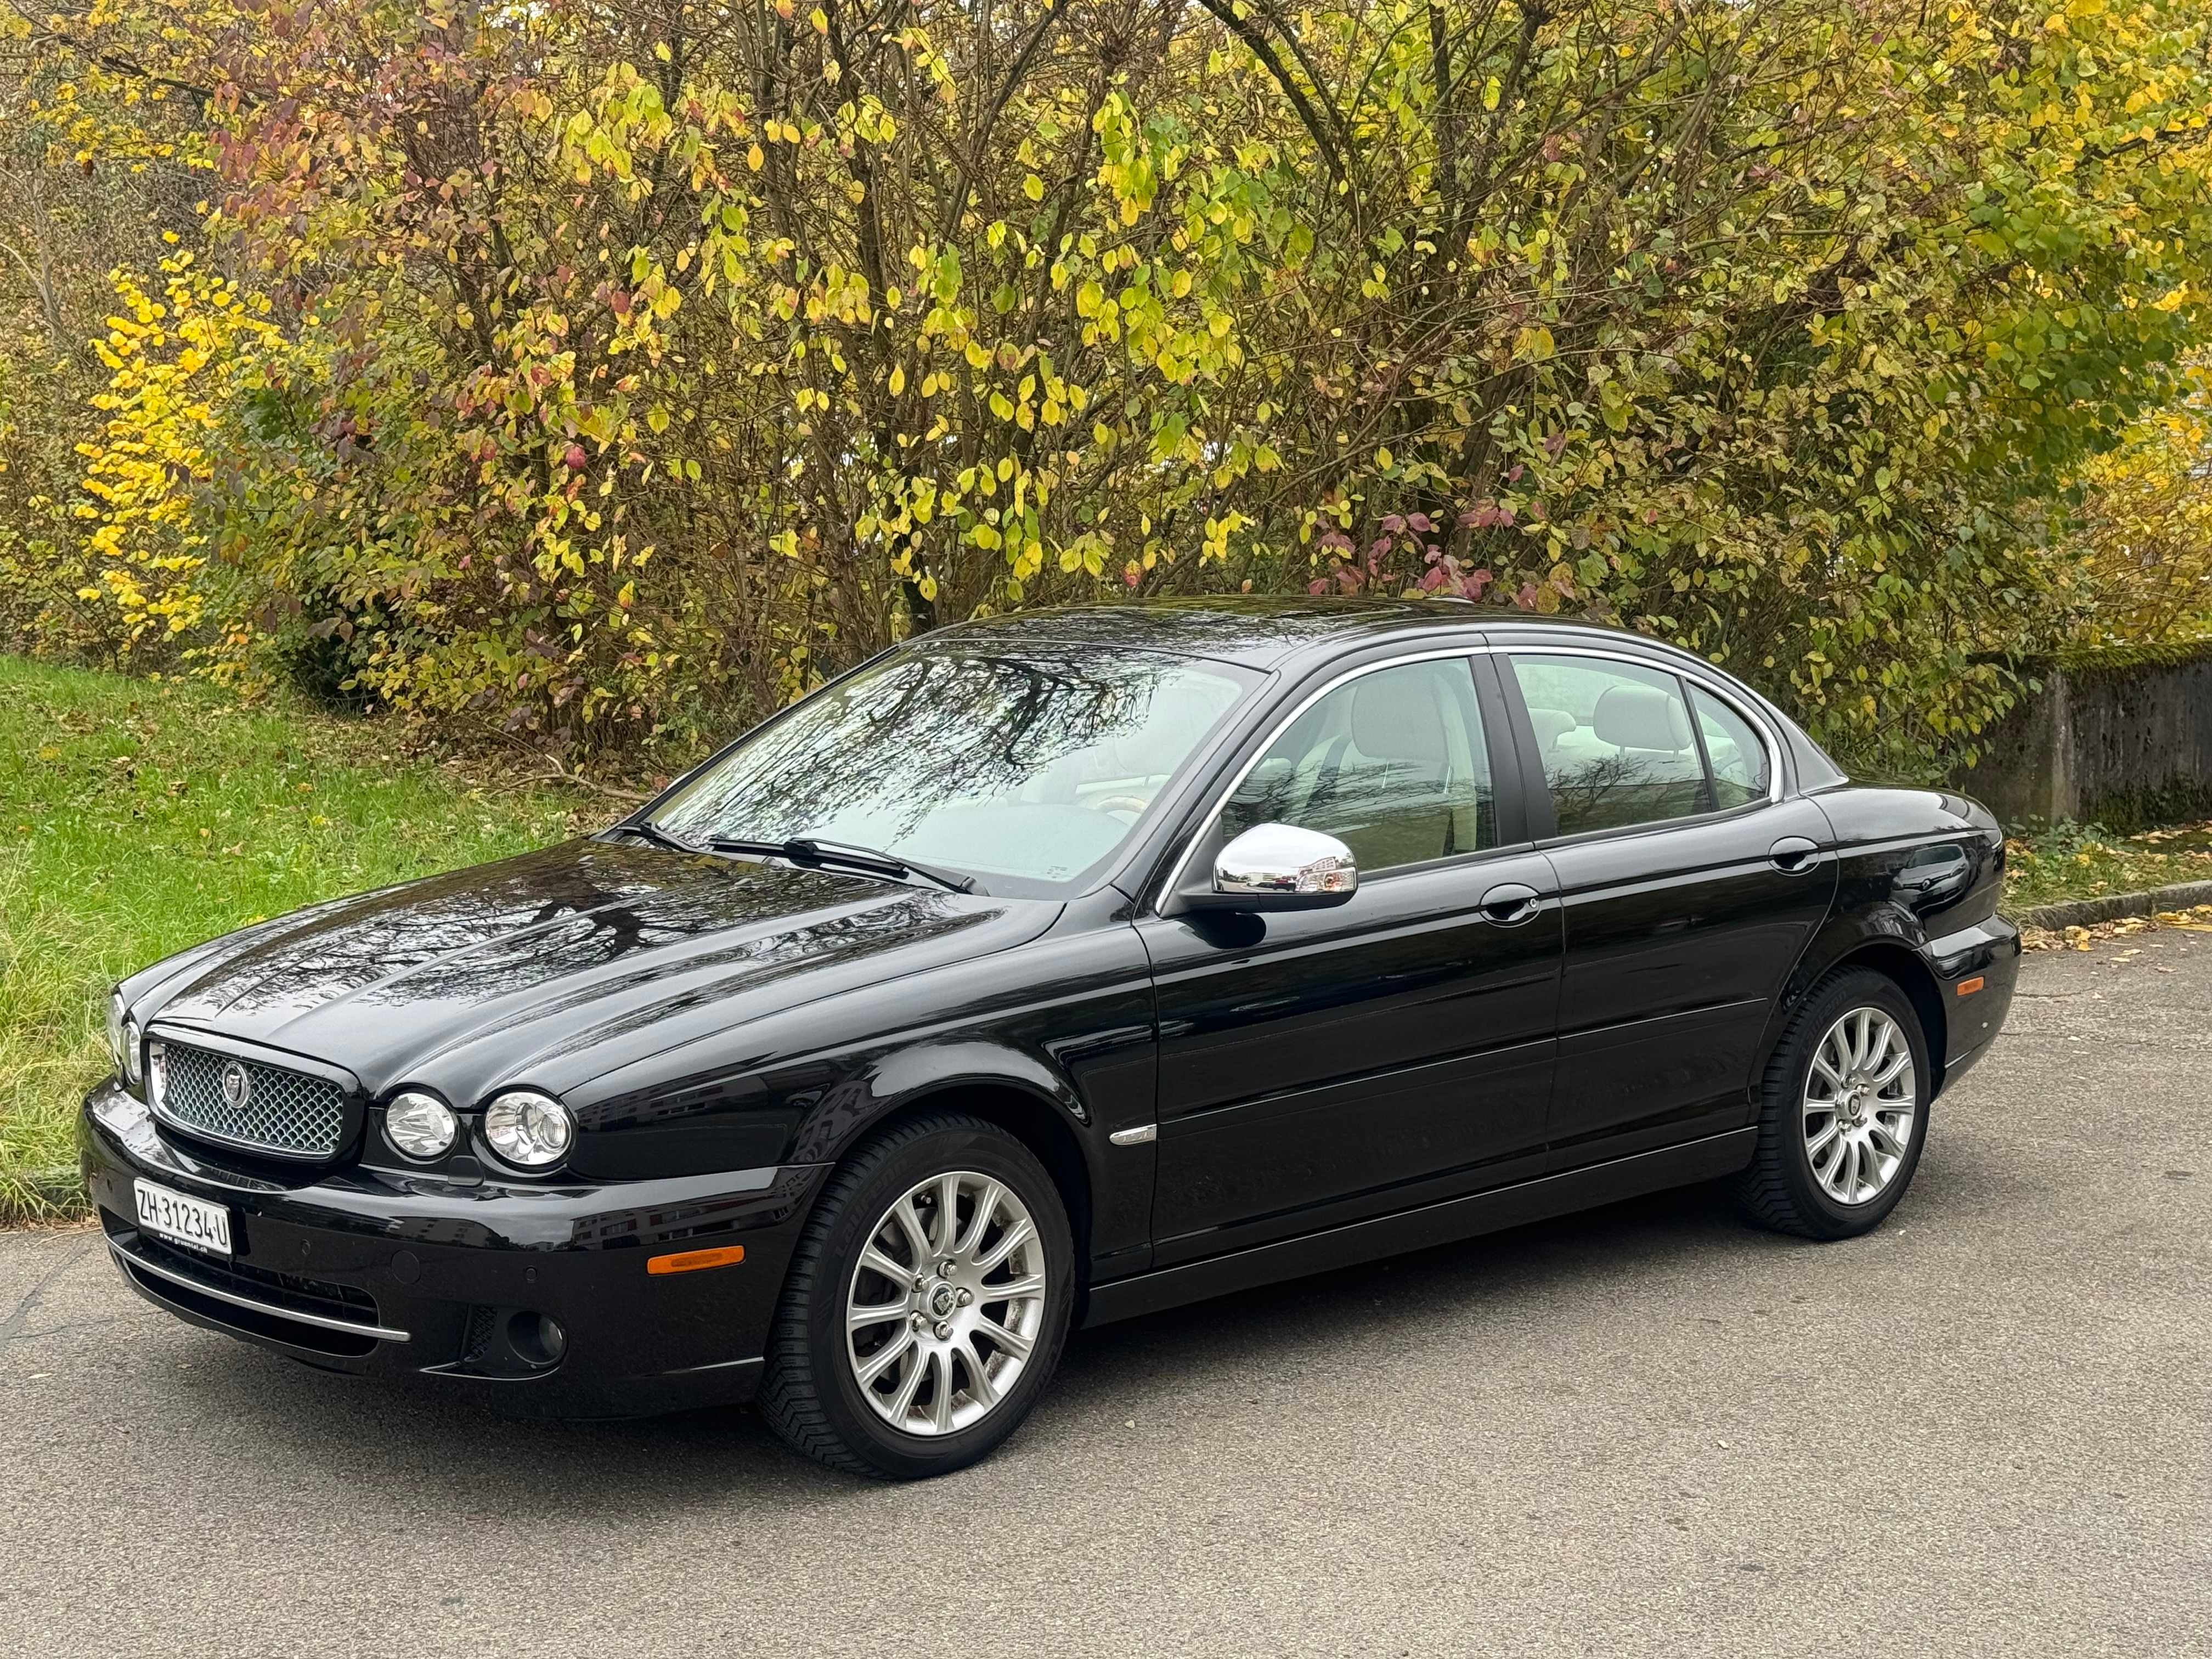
[2003,819,2212,912]
[0,656,593,1224]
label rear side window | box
[1690,686,1771,809]
[1508,654,1709,834]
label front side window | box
[1218,657,1495,872]
[653,644,1260,894]
[1509,653,1710,835]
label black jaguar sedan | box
[84,599,2019,1477]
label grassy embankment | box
[2002,820,2212,911]
[5,653,2209,1223]
[0,654,589,1224]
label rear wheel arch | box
[1830,941,1948,1095]
[1752,933,1951,1111]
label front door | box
[1137,652,1563,1265]
[1500,650,1838,1165]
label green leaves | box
[29,0,2212,774]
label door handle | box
[1478,883,1542,926]
[1769,837,1820,874]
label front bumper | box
[81,1080,826,1417]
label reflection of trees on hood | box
[168,843,724,1020]
[167,839,995,1026]
[662,650,1214,843]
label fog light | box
[386,1091,458,1160]
[482,1089,574,1168]
[509,1310,566,1367]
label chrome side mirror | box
[1192,823,1358,912]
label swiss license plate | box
[133,1178,233,1258]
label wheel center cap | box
[926,1282,959,1321]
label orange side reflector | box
[1956,977,1985,996]
[647,1244,746,1276]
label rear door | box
[1136,650,1564,1265]
[1500,650,1837,1166]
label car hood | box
[128,839,1057,1101]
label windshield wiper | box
[705,836,976,894]
[608,819,704,855]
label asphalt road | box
[3,938,2208,1659]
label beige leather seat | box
[1313,673,1483,867]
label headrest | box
[1350,673,1450,765]
[1593,684,1692,753]
[1525,707,1576,750]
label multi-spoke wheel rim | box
[845,1171,1048,1437]
[1803,1007,1918,1206]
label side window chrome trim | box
[1497,644,1785,813]
[1152,639,1785,911]
[1150,645,1493,912]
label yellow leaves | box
[888,364,906,395]
[1023,173,1045,202]
[746,143,764,171]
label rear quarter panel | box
[1747,786,2014,1099]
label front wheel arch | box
[813,1080,1096,1300]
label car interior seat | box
[1327,672,1485,866]
[1592,682,1695,771]
[1525,706,1577,759]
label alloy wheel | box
[844,1170,1049,1436]
[1802,1006,1918,1205]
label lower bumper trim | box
[108,1235,411,1343]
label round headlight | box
[482,1090,574,1169]
[121,1016,144,1086]
[106,991,127,1072]
[386,1091,458,1161]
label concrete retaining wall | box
[1958,644,2212,829]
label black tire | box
[755,1111,1075,1479]
[1735,967,1932,1240]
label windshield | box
[651,643,1261,895]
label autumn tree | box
[15,0,2212,772]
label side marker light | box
[647,1244,747,1276]
[1956,977,1985,996]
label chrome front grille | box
[154,1041,347,1159]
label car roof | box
[930,597,1852,793]
[935,596,1690,672]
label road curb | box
[2012,878,2212,932]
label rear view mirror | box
[1190,822,1358,912]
